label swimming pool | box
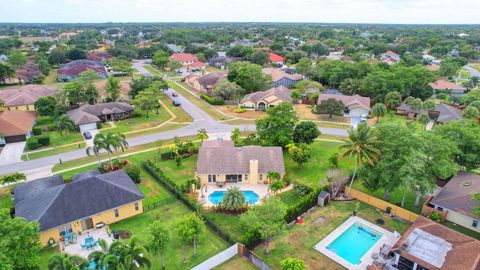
[326,222,382,265]
[208,190,260,205]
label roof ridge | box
[37,184,66,223]
[95,172,143,197]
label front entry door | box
[81,218,94,231]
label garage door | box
[5,135,26,143]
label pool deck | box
[314,216,401,270]
[197,183,270,207]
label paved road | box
[0,62,347,175]
[463,65,480,78]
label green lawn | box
[278,189,304,207]
[33,116,84,147]
[110,201,229,269]
[100,108,171,134]
[204,211,245,241]
[151,154,197,186]
[256,201,410,270]
[23,143,86,160]
[443,221,480,240]
[351,180,427,214]
[214,255,257,270]
[284,140,354,188]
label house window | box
[26,105,30,111]
[245,174,248,181]
[238,174,242,182]
[437,206,444,212]
[58,224,73,237]
[208,175,216,182]
[134,202,139,211]
[259,174,263,181]
[114,209,119,218]
[473,220,478,228]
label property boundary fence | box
[347,187,420,223]
[143,197,177,212]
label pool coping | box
[314,216,401,270]
[198,183,270,207]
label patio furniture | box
[95,222,105,229]
[81,235,98,250]
[216,181,225,187]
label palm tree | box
[88,238,150,270]
[48,253,88,270]
[115,238,151,269]
[86,144,102,167]
[339,122,381,196]
[196,128,208,142]
[91,132,128,168]
[0,64,15,85]
[107,75,121,102]
[56,115,76,135]
[222,186,246,210]
[371,103,387,123]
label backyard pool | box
[326,222,383,264]
[208,190,260,205]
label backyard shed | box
[318,191,331,207]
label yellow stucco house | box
[0,84,58,112]
[14,170,144,246]
[195,140,285,185]
[241,86,292,111]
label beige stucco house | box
[241,86,292,111]
[195,140,285,185]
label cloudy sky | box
[1,0,480,24]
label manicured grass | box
[0,186,13,209]
[110,201,229,269]
[123,123,189,139]
[256,201,410,270]
[284,140,353,188]
[101,109,171,134]
[313,121,350,129]
[38,247,57,270]
[32,116,84,147]
[151,154,197,186]
[214,255,257,270]
[170,81,230,121]
[42,69,59,85]
[351,180,426,214]
[159,93,193,123]
[204,211,245,241]
[278,189,304,207]
[22,143,86,161]
[205,66,223,74]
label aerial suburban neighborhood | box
[0,1,480,270]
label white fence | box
[191,243,239,270]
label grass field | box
[256,201,410,270]
[214,255,257,270]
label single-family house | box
[241,86,292,111]
[208,57,227,69]
[86,52,112,62]
[57,60,107,82]
[0,84,58,112]
[381,50,401,63]
[185,73,226,95]
[262,67,303,88]
[169,53,199,67]
[15,59,42,83]
[166,44,183,53]
[0,110,37,146]
[430,79,466,95]
[195,140,285,185]
[387,217,480,270]
[229,40,255,47]
[317,94,371,125]
[14,170,144,246]
[396,102,462,124]
[423,172,480,233]
[67,102,134,133]
[256,39,274,46]
[268,52,285,66]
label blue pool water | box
[208,190,260,205]
[327,223,382,264]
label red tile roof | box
[430,79,466,91]
[0,111,37,136]
[262,68,303,82]
[269,52,285,63]
[169,53,198,63]
[0,85,58,106]
[188,61,206,68]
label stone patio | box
[62,227,114,258]
[198,183,270,207]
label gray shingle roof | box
[196,140,285,175]
[14,170,144,231]
[430,172,480,218]
[67,102,134,125]
[396,102,462,123]
[241,86,292,104]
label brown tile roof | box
[196,140,285,175]
[198,73,226,88]
[318,94,371,111]
[0,111,37,136]
[262,67,303,82]
[67,102,134,125]
[392,217,480,270]
[430,79,466,91]
[241,86,292,104]
[431,172,480,218]
[0,85,58,106]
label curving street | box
[0,62,347,175]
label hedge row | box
[200,93,224,105]
[26,135,51,150]
[160,148,198,160]
[142,160,236,245]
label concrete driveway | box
[84,129,100,147]
[0,142,26,165]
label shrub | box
[32,126,42,136]
[26,138,39,150]
[96,122,103,129]
[37,135,50,146]
[200,93,224,105]
[285,188,321,223]
[46,124,56,131]
[234,107,246,113]
[429,211,442,222]
[124,164,141,183]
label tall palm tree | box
[48,253,88,270]
[222,186,246,210]
[92,132,129,168]
[86,144,102,167]
[109,132,129,158]
[56,115,76,135]
[339,122,380,196]
[88,238,150,270]
[116,238,151,269]
[0,64,15,85]
[196,128,208,142]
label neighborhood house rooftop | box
[402,228,452,268]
